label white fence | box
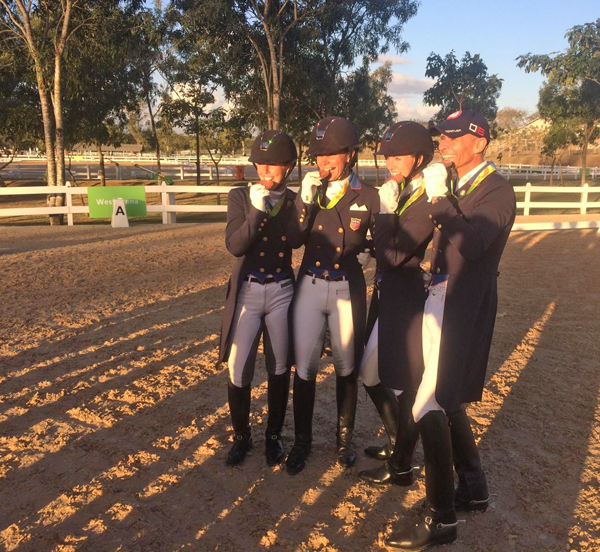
[1,154,599,182]
[1,182,600,231]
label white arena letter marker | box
[112,197,129,228]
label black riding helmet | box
[377,121,434,181]
[306,116,360,156]
[248,130,297,166]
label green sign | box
[88,186,147,218]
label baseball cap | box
[430,110,490,143]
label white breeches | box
[293,276,355,381]
[228,279,294,387]
[412,280,446,422]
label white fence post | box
[66,181,74,226]
[86,165,91,180]
[581,183,589,215]
[161,180,176,224]
[524,182,531,216]
[180,164,185,180]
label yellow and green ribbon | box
[317,180,349,210]
[452,162,496,198]
[266,194,286,217]
[395,180,425,216]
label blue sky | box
[378,0,600,120]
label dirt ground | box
[0,224,599,552]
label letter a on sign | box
[112,197,129,228]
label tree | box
[341,60,397,185]
[135,6,169,171]
[540,122,572,185]
[517,19,600,88]
[161,84,217,186]
[0,0,144,224]
[496,107,531,132]
[517,19,600,184]
[171,0,319,130]
[423,51,503,124]
[198,110,249,188]
[60,1,145,186]
[0,44,41,186]
[173,0,418,129]
[536,77,600,185]
[0,0,77,190]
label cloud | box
[388,73,435,96]
[394,99,439,122]
[376,54,411,66]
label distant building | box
[520,118,551,132]
[72,144,144,154]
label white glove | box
[422,163,448,202]
[378,179,400,214]
[300,171,323,204]
[357,248,372,269]
[249,183,269,212]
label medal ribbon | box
[395,180,425,216]
[266,194,286,217]
[452,162,496,198]
[317,178,350,210]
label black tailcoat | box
[370,193,434,390]
[426,171,516,410]
[287,175,380,367]
[219,186,297,364]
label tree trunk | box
[52,63,65,187]
[213,161,221,205]
[38,84,57,188]
[581,128,591,186]
[146,93,161,171]
[549,157,554,186]
[98,144,106,186]
[559,159,564,186]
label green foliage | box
[340,61,397,151]
[60,2,146,151]
[537,78,600,149]
[518,19,600,183]
[171,0,418,130]
[423,51,503,124]
[0,43,41,153]
[516,18,600,87]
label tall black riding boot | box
[447,407,490,512]
[386,411,458,550]
[359,391,419,486]
[336,371,358,468]
[363,383,400,460]
[286,373,316,475]
[265,370,291,466]
[226,380,252,466]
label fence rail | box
[1,154,599,181]
[1,182,600,231]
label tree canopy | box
[423,51,503,124]
[517,19,600,184]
